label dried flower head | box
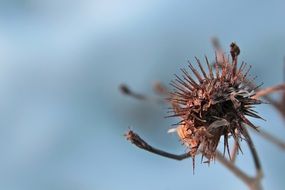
[167,44,263,163]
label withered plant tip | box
[167,43,263,165]
[124,42,264,172]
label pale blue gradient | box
[0,0,285,190]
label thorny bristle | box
[168,43,263,168]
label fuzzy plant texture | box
[167,43,263,163]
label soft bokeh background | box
[0,0,285,189]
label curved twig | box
[253,84,285,99]
[125,130,262,190]
[125,130,191,160]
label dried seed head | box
[168,45,262,163]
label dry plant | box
[120,40,285,190]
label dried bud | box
[230,42,240,61]
[168,54,262,163]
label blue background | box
[0,0,284,189]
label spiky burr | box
[167,48,263,163]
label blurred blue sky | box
[0,0,285,190]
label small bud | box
[230,42,240,61]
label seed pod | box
[168,53,262,163]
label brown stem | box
[125,130,191,160]
[125,129,262,190]
[253,84,285,99]
[254,84,285,121]
[230,140,239,163]
[243,128,262,172]
[262,96,285,120]
[252,128,285,150]
[119,84,147,100]
[215,152,252,185]
[119,84,164,103]
[216,151,263,190]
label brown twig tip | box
[125,130,193,161]
[125,130,150,149]
[119,84,132,95]
[230,42,240,58]
[119,84,146,100]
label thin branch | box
[119,84,164,103]
[262,93,285,120]
[125,129,263,190]
[216,152,263,190]
[251,128,285,150]
[253,84,285,99]
[120,84,147,100]
[243,128,262,172]
[230,140,239,163]
[254,85,285,121]
[125,130,191,160]
[215,152,252,185]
